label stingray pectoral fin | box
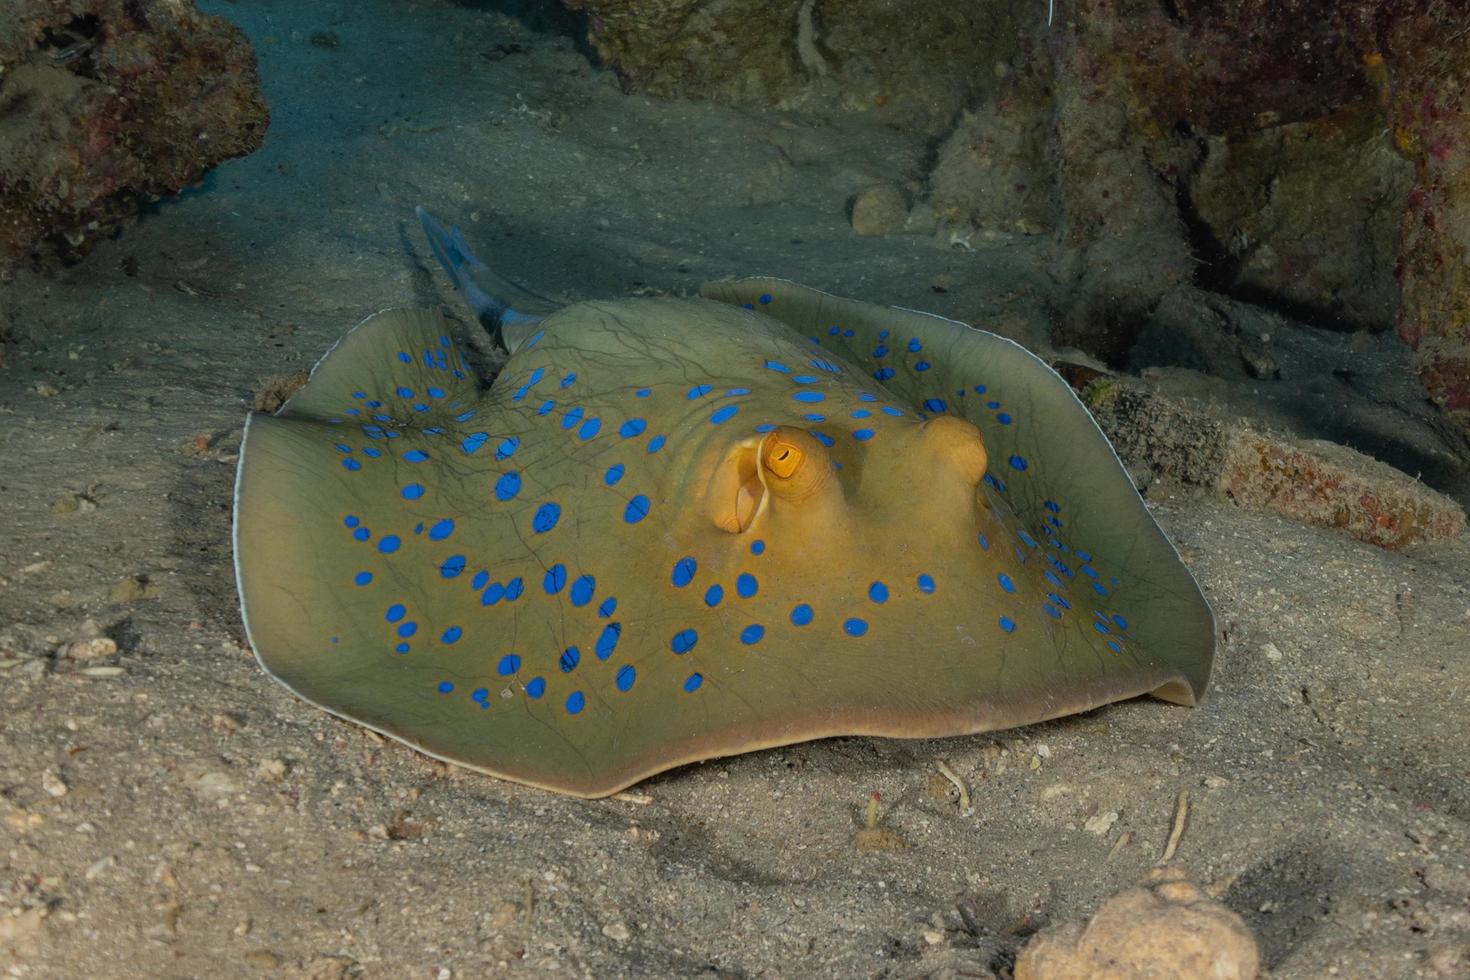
[703,277,1216,707]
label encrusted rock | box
[0,0,268,267]
[1014,866,1259,980]
[849,184,906,237]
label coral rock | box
[1014,866,1259,980]
[0,0,268,267]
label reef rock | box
[1014,865,1260,980]
[0,0,268,268]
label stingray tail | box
[415,206,555,350]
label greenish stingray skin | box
[233,278,1215,798]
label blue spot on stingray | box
[395,386,413,398]
[481,582,504,606]
[755,423,776,433]
[334,443,352,454]
[997,412,1013,425]
[869,581,889,603]
[813,432,834,447]
[598,597,617,618]
[803,413,825,423]
[353,528,371,542]
[494,472,521,501]
[793,374,819,384]
[844,618,869,637]
[441,626,463,644]
[401,484,425,500]
[362,447,381,458]
[917,573,935,594]
[907,338,922,352]
[704,584,724,607]
[710,405,739,424]
[537,400,555,416]
[684,672,704,693]
[505,577,524,600]
[495,437,519,460]
[472,570,489,590]
[724,387,751,396]
[596,623,621,660]
[751,539,766,555]
[671,629,698,654]
[386,603,406,623]
[923,398,947,412]
[395,643,409,654]
[1009,454,1028,471]
[397,622,417,638]
[873,368,895,380]
[1044,569,1063,589]
[543,563,567,594]
[437,680,453,693]
[852,409,872,419]
[648,435,666,454]
[565,691,585,715]
[1112,613,1129,630]
[1043,604,1061,618]
[1049,592,1072,610]
[764,360,790,373]
[577,417,601,440]
[341,458,361,471]
[570,575,595,606]
[354,571,373,586]
[472,688,488,704]
[455,410,476,422]
[791,603,814,626]
[881,406,903,417]
[998,572,1016,594]
[873,345,888,357]
[1094,621,1111,635]
[440,555,466,578]
[793,391,825,403]
[1017,529,1038,549]
[532,503,560,533]
[998,616,1016,633]
[559,372,576,389]
[615,664,636,692]
[740,624,764,645]
[977,533,990,551]
[671,556,697,588]
[461,432,488,455]
[497,654,521,676]
[619,418,646,438]
[604,463,625,486]
[736,573,758,598]
[427,386,445,399]
[624,495,650,524]
[561,406,584,430]
[428,519,455,541]
[687,384,711,399]
[378,535,401,554]
[1044,500,1061,514]
[1107,639,1122,653]
[854,428,875,441]
[525,677,545,698]
[559,646,581,672]
[403,450,428,463]
[758,293,773,304]
[635,388,650,398]
[915,361,931,372]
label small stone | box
[1202,775,1230,789]
[110,574,159,603]
[1422,863,1470,897]
[1035,744,1052,759]
[1084,811,1119,836]
[601,920,632,942]
[32,381,60,397]
[255,758,288,782]
[244,950,282,968]
[78,666,126,678]
[84,856,116,880]
[1261,642,1283,662]
[211,713,243,734]
[234,918,252,936]
[850,184,908,236]
[40,769,68,798]
[921,928,945,944]
[50,493,97,516]
[191,771,239,801]
[65,635,118,661]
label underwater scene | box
[1,1,1468,976]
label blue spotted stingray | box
[232,209,1215,798]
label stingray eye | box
[765,440,803,478]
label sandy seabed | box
[2,2,1467,977]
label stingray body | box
[234,218,1215,798]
